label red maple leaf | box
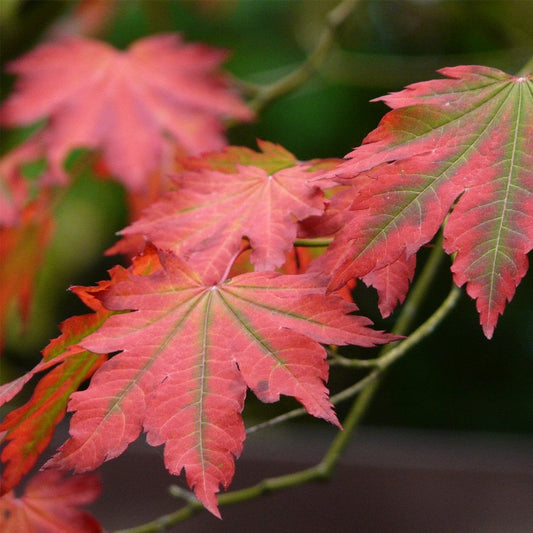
[321,66,533,337]
[0,471,101,533]
[0,280,113,495]
[0,250,161,494]
[45,252,395,517]
[0,34,253,191]
[121,142,330,282]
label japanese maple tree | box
[1,0,531,531]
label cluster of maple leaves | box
[0,28,531,529]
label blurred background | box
[1,1,532,531]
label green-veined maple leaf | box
[321,66,533,338]
[45,251,396,517]
[0,34,253,191]
[0,471,101,533]
[119,142,335,282]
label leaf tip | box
[481,323,495,340]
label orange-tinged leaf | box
[0,352,106,495]
[0,268,127,412]
[0,259,156,493]
[0,471,101,533]
[0,276,117,494]
[322,66,533,337]
[0,34,253,191]
[46,252,396,516]
[0,196,54,351]
[0,250,161,492]
[0,135,45,226]
[0,255,156,493]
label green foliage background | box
[1,0,532,433]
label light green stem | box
[294,237,333,247]
[331,231,446,368]
[248,237,457,434]
[389,231,447,338]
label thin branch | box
[294,237,333,247]
[380,284,461,367]
[328,352,377,368]
[246,369,379,435]
[389,232,447,338]
[247,231,451,432]
[248,278,461,435]
[114,371,381,533]
[246,0,360,114]
[168,485,198,504]
[330,231,447,370]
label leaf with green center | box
[322,66,533,337]
[45,252,395,517]
[174,139,300,174]
[121,143,329,282]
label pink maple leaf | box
[0,34,253,192]
[45,252,396,516]
[122,142,327,282]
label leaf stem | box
[378,283,461,367]
[246,369,379,435]
[390,232,447,338]
[330,231,447,370]
[294,237,333,247]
